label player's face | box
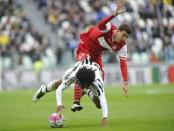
[114,31,128,43]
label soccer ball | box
[48,113,64,128]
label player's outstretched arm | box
[98,93,108,126]
[118,45,129,97]
[113,0,126,16]
[56,80,70,113]
[98,0,125,30]
[120,58,128,97]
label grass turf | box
[0,84,174,131]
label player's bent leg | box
[73,83,84,102]
[71,83,84,112]
[71,51,90,112]
[86,90,101,109]
[93,96,101,109]
[32,85,47,102]
[47,79,62,91]
[71,101,83,112]
[33,80,62,102]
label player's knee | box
[95,103,101,109]
[55,79,62,89]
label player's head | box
[113,24,132,43]
[76,67,95,89]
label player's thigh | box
[94,57,105,80]
[75,49,89,61]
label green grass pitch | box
[0,84,174,131]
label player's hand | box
[101,117,108,126]
[57,105,65,113]
[122,81,128,97]
[113,0,126,16]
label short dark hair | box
[76,67,95,88]
[119,24,132,35]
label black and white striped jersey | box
[56,58,108,118]
[63,58,104,92]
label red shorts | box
[75,48,105,80]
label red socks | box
[74,83,84,102]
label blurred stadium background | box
[0,0,174,90]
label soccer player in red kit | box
[71,1,132,112]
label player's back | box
[78,27,105,57]
[63,58,102,83]
[78,24,125,59]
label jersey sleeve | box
[118,45,128,82]
[98,92,108,118]
[118,45,127,59]
[97,15,115,33]
[56,62,80,106]
[63,62,81,86]
[92,79,107,118]
[56,82,67,106]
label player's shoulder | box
[110,23,118,30]
[103,23,117,35]
[80,58,100,70]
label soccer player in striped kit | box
[33,58,108,126]
[72,0,132,111]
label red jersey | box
[76,15,128,82]
[77,15,127,59]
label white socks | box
[41,85,47,93]
[42,80,57,93]
[47,80,57,91]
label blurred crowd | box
[0,0,53,70]
[1,0,174,70]
[35,0,174,64]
